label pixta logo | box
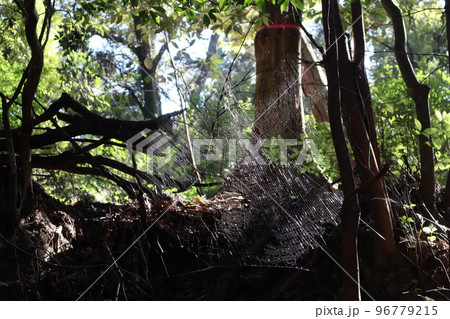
[126,130,174,172]
[127,130,323,171]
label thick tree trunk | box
[253,2,303,140]
[381,0,436,218]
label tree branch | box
[381,0,436,216]
[323,0,361,300]
[21,0,44,217]
[351,0,365,65]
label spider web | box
[75,23,347,300]
[147,151,342,270]
[215,157,342,267]
[131,56,342,272]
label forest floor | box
[0,180,449,301]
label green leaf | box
[203,14,210,26]
[291,0,304,10]
[208,11,217,22]
[153,6,166,14]
[256,0,266,12]
[82,15,90,26]
[422,127,436,135]
[219,0,227,10]
[115,13,122,24]
[280,0,289,12]
[414,118,422,131]
[181,51,191,60]
[143,57,152,69]
[433,139,443,149]
[225,24,233,35]
[422,226,436,234]
[427,235,436,242]
[443,113,450,127]
[149,11,160,24]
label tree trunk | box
[445,170,450,224]
[444,0,450,273]
[381,0,436,218]
[0,94,18,236]
[21,0,44,218]
[132,16,165,120]
[300,32,328,122]
[330,0,397,257]
[446,0,450,73]
[323,0,361,301]
[253,2,303,140]
[195,33,220,95]
[323,0,415,299]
